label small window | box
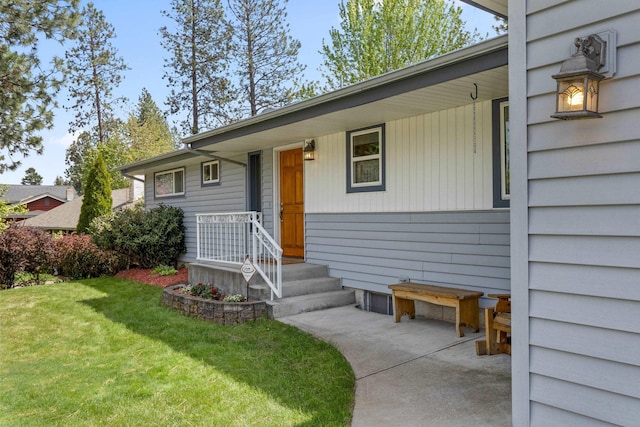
[347,124,385,193]
[155,168,185,198]
[201,160,220,186]
[492,98,510,207]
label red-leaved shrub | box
[0,225,55,288]
[53,234,127,279]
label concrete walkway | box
[279,305,511,427]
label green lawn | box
[0,278,354,426]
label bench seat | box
[388,282,483,337]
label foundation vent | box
[364,291,393,315]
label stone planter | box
[162,284,267,325]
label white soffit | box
[199,65,509,155]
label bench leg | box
[393,296,415,323]
[455,298,480,338]
[484,308,498,355]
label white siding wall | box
[512,1,640,425]
[305,101,495,213]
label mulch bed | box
[115,267,188,288]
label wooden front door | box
[280,148,304,258]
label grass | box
[0,278,355,426]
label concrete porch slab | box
[279,305,511,426]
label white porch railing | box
[196,212,282,300]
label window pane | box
[174,170,184,193]
[354,159,380,183]
[203,164,211,182]
[353,132,379,157]
[502,104,510,198]
[155,173,173,196]
[210,162,219,180]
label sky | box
[1,0,496,185]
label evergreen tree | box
[64,2,128,144]
[160,0,235,135]
[320,0,480,90]
[21,168,43,185]
[0,0,80,173]
[54,176,67,186]
[126,88,176,160]
[77,150,112,233]
[63,2,128,193]
[227,0,309,116]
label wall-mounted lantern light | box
[303,139,316,161]
[551,34,606,120]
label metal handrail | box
[196,211,282,300]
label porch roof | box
[460,0,507,19]
[120,35,508,175]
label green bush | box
[53,235,127,280]
[151,265,178,276]
[89,204,186,268]
[0,225,55,288]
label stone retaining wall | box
[162,285,267,325]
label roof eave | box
[186,35,508,149]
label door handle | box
[280,202,284,222]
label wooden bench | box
[476,294,511,356]
[388,282,483,337]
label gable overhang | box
[185,36,508,157]
[459,0,507,19]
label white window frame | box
[201,160,220,185]
[154,167,185,198]
[499,101,510,200]
[347,124,385,193]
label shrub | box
[53,235,127,280]
[0,225,55,289]
[77,151,112,233]
[89,204,186,268]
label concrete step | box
[280,263,329,282]
[250,276,342,299]
[282,276,342,297]
[267,289,356,319]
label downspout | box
[185,143,247,168]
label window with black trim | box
[346,124,385,193]
[201,160,220,186]
[155,168,185,198]
[492,98,510,207]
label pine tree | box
[160,0,235,135]
[63,2,128,194]
[126,88,176,161]
[77,150,112,233]
[0,0,80,173]
[21,168,44,185]
[64,2,128,143]
[227,0,309,116]
[320,0,480,90]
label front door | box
[280,148,304,258]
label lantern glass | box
[303,150,315,161]
[557,78,586,112]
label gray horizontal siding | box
[305,210,510,306]
[145,156,248,263]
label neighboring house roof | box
[2,185,77,205]
[120,35,508,175]
[21,188,138,231]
